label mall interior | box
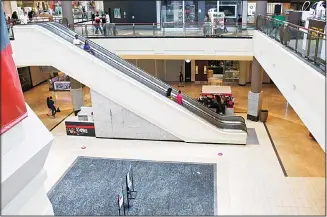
[1,0,326,216]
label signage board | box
[65,121,95,137]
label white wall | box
[126,59,185,82]
[1,104,54,214]
[91,38,253,58]
[91,90,180,141]
[11,25,247,144]
[253,31,325,151]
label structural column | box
[61,0,74,27]
[70,78,84,116]
[247,57,263,121]
[241,0,248,29]
[238,61,249,86]
[255,0,267,18]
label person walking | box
[48,96,56,118]
[46,97,52,116]
[177,90,183,105]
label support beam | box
[247,57,263,121]
[70,78,84,116]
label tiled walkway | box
[24,82,325,178]
[45,120,325,215]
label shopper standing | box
[178,71,184,87]
[215,95,223,114]
[19,12,28,24]
[105,11,110,23]
[101,14,107,35]
[177,90,183,105]
[94,14,102,34]
[11,11,18,24]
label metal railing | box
[10,17,254,38]
[35,22,247,132]
[256,15,326,74]
[71,22,255,38]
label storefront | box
[195,60,240,84]
[48,72,71,91]
[160,0,244,28]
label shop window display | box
[161,0,243,28]
[223,60,240,83]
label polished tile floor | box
[24,82,325,178]
[170,82,325,178]
[45,120,325,215]
[23,83,91,130]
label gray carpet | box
[48,157,217,216]
[246,128,259,145]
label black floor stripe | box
[264,122,288,177]
[50,111,74,132]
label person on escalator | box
[73,34,82,45]
[177,90,183,105]
[166,87,173,100]
[83,40,95,55]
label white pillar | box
[10,1,18,13]
[242,0,248,29]
[156,1,161,25]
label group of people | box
[166,88,183,105]
[198,94,234,115]
[5,10,36,26]
[46,96,60,118]
[91,11,111,35]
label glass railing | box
[11,17,254,38]
[256,15,326,74]
[7,24,14,40]
[50,22,246,127]
[71,22,255,38]
[36,22,247,132]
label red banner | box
[0,45,28,134]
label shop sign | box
[65,121,95,137]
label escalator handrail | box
[51,22,246,127]
[54,22,246,125]
[50,23,246,126]
[37,23,247,132]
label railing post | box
[153,23,155,37]
[133,23,135,36]
[314,34,320,63]
[85,24,88,37]
[183,22,186,37]
[295,26,299,52]
[306,30,312,58]
[163,23,165,37]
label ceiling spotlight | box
[185,59,191,63]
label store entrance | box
[185,61,191,82]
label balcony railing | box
[70,22,255,38]
[256,15,326,74]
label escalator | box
[12,22,248,144]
